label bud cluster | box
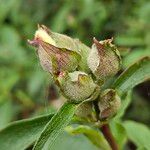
[28,25,122,121]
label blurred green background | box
[0,0,150,130]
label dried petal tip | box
[34,25,56,46]
[93,37,104,55]
[88,38,121,82]
[27,39,40,47]
[93,37,103,48]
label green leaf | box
[114,91,132,119]
[0,100,14,129]
[137,147,147,150]
[113,57,150,95]
[49,131,99,150]
[0,0,18,22]
[66,125,111,150]
[123,120,150,149]
[15,90,35,108]
[115,36,145,47]
[110,121,127,150]
[122,49,150,68]
[51,2,72,32]
[33,103,77,150]
[0,114,54,150]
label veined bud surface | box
[87,38,121,82]
[98,89,121,120]
[48,27,90,73]
[28,25,90,74]
[49,29,90,73]
[28,25,81,75]
[57,71,98,103]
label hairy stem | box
[101,124,119,150]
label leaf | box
[33,103,77,150]
[66,125,111,150]
[122,49,150,68]
[113,57,150,96]
[49,131,99,150]
[114,91,132,119]
[0,0,18,22]
[0,26,27,64]
[0,114,54,150]
[110,121,127,150]
[0,100,14,129]
[137,147,147,150]
[15,90,35,108]
[123,120,150,149]
[27,70,49,96]
[115,36,144,47]
[51,2,72,32]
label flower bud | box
[49,27,90,73]
[28,25,81,75]
[57,71,98,103]
[29,25,90,73]
[75,102,93,118]
[98,89,121,120]
[87,38,121,82]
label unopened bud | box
[75,102,93,118]
[57,71,98,103]
[88,38,121,82]
[49,28,90,73]
[28,25,81,75]
[98,89,121,120]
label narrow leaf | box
[124,120,150,149]
[66,125,111,150]
[110,121,127,149]
[33,103,77,150]
[114,91,132,119]
[0,114,54,150]
[113,57,150,95]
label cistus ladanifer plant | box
[0,25,149,150]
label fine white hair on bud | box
[57,71,98,103]
[87,38,121,82]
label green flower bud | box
[87,38,121,82]
[75,102,93,118]
[35,25,90,72]
[49,27,90,73]
[57,71,99,103]
[98,89,121,120]
[41,25,90,73]
[28,25,81,75]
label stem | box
[101,124,119,150]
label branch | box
[101,124,119,150]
